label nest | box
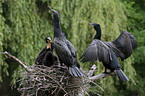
[1,51,103,95]
[17,65,101,96]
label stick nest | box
[17,65,101,96]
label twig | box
[1,51,33,72]
[88,64,116,81]
[51,87,58,95]
[88,64,97,76]
[89,81,104,91]
[89,72,116,80]
[45,74,68,95]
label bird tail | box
[116,69,129,81]
[69,65,85,77]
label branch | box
[88,64,97,76]
[89,72,116,80]
[1,51,33,72]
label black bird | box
[80,23,137,81]
[35,36,58,67]
[48,6,84,77]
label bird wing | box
[80,39,112,64]
[65,39,77,58]
[105,31,137,60]
[65,39,81,68]
[53,38,73,65]
[127,32,137,49]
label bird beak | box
[48,5,52,11]
[88,23,94,28]
[48,6,54,17]
[88,23,93,25]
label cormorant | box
[48,6,84,77]
[80,23,137,81]
[35,36,58,67]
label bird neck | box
[53,15,63,38]
[94,26,101,40]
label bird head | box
[48,6,59,19]
[45,36,52,49]
[88,23,100,28]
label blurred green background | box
[0,0,145,96]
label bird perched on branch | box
[80,23,137,81]
[35,36,58,67]
[48,6,84,77]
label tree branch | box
[1,51,33,72]
[89,72,116,80]
[87,64,116,80]
[88,64,97,76]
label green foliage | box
[121,0,145,95]
[0,0,144,95]
[0,0,9,82]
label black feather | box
[116,69,129,81]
